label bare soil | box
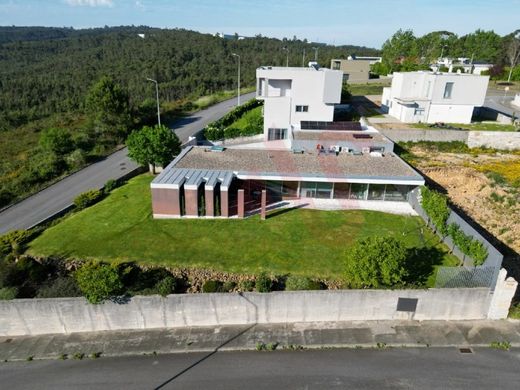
[409,148,520,254]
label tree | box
[381,29,418,72]
[74,262,123,304]
[39,127,73,155]
[85,76,131,141]
[344,236,408,288]
[127,124,181,173]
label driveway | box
[0,92,256,234]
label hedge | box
[204,99,263,141]
[74,189,103,210]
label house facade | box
[330,59,371,82]
[382,71,489,124]
[256,66,342,141]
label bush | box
[0,230,33,256]
[155,276,176,297]
[202,280,222,293]
[421,187,450,235]
[74,262,123,304]
[103,179,118,194]
[255,272,272,293]
[0,287,18,300]
[222,281,237,292]
[345,236,408,288]
[238,280,255,292]
[285,275,320,291]
[447,223,488,266]
[204,99,263,140]
[74,189,103,210]
[36,277,82,298]
[65,149,87,170]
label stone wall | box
[467,131,520,150]
[0,283,515,336]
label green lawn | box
[349,83,389,96]
[229,105,262,130]
[28,175,457,284]
[413,122,517,132]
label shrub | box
[255,272,272,293]
[238,280,255,292]
[155,276,176,297]
[421,187,450,235]
[222,281,237,292]
[202,280,222,293]
[204,99,262,140]
[447,223,488,266]
[0,230,33,256]
[74,262,123,304]
[0,287,18,300]
[285,275,320,291]
[74,189,103,210]
[36,277,82,298]
[66,149,87,170]
[103,179,118,194]
[345,236,408,288]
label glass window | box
[368,184,385,200]
[349,183,367,200]
[333,183,350,199]
[282,181,299,197]
[332,61,341,70]
[443,82,454,99]
[300,182,316,198]
[316,182,332,199]
[384,185,409,202]
[268,128,287,140]
[295,105,309,112]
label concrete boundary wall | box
[0,288,497,337]
[468,131,520,150]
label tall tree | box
[127,124,181,173]
[506,30,520,82]
[85,76,132,141]
[381,29,418,71]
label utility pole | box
[282,46,289,67]
[302,48,306,67]
[312,46,318,61]
[146,78,161,126]
[231,53,241,106]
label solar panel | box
[300,121,362,131]
[353,133,372,139]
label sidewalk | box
[1,320,520,361]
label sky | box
[0,0,519,48]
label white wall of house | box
[382,71,489,124]
[257,66,342,140]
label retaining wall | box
[0,287,500,336]
[379,129,469,143]
[467,131,520,150]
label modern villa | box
[151,65,425,219]
[382,71,489,124]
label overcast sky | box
[1,0,519,48]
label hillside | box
[0,26,380,131]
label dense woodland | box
[0,26,380,131]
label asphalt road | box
[1,348,519,389]
[0,92,255,234]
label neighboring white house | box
[256,66,343,140]
[431,57,493,75]
[382,71,489,124]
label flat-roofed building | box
[330,59,371,82]
[382,71,489,124]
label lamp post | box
[231,53,241,106]
[302,48,306,67]
[282,46,289,67]
[146,78,161,126]
[312,46,318,61]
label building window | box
[443,82,454,99]
[332,61,341,70]
[295,105,309,113]
[268,128,287,140]
[414,108,425,116]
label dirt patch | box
[410,149,520,254]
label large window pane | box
[349,183,367,200]
[333,183,350,199]
[282,181,299,197]
[300,182,316,197]
[316,182,332,199]
[368,184,385,200]
[384,185,409,202]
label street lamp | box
[282,46,289,67]
[231,53,241,106]
[146,78,161,126]
[302,48,306,67]
[312,46,318,61]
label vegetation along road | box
[0,92,255,234]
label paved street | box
[0,92,255,234]
[1,347,519,389]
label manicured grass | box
[28,175,457,283]
[349,83,389,96]
[413,122,517,132]
[228,105,262,130]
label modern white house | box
[382,71,489,124]
[256,66,343,140]
[431,57,493,75]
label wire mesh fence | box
[435,266,496,288]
